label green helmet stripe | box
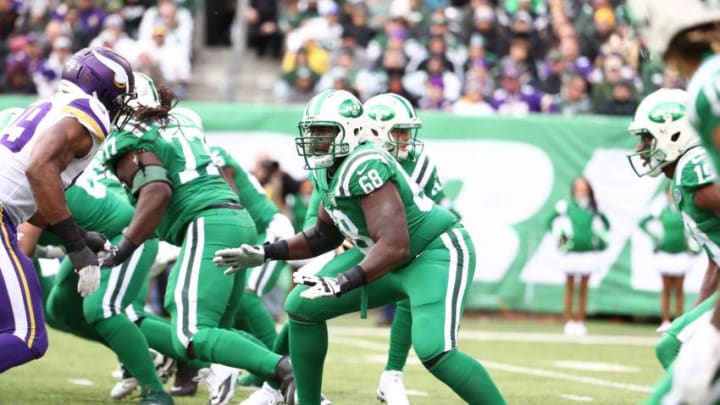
[312,90,334,116]
[388,93,414,118]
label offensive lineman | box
[214,89,505,405]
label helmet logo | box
[367,105,395,121]
[113,77,127,90]
[648,102,685,123]
[338,99,363,118]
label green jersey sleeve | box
[687,55,720,169]
[103,122,160,168]
[676,147,716,190]
[336,149,395,197]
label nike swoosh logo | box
[356,167,367,176]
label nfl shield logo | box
[672,188,682,205]
[327,193,336,206]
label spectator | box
[578,6,615,63]
[282,40,330,74]
[0,0,18,43]
[538,48,565,95]
[471,3,510,60]
[404,54,462,103]
[299,0,342,53]
[411,34,462,78]
[246,0,283,59]
[452,81,495,115]
[138,0,193,58]
[1,55,36,94]
[43,20,70,52]
[90,14,137,64]
[276,47,322,103]
[464,33,497,73]
[57,0,107,48]
[491,60,554,115]
[366,18,409,68]
[140,24,191,98]
[33,36,72,99]
[278,0,303,35]
[418,77,453,111]
[503,34,537,83]
[591,53,637,109]
[253,157,302,216]
[119,0,153,39]
[342,4,375,48]
[554,74,592,116]
[595,80,638,116]
[386,72,418,107]
[332,32,367,70]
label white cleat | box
[198,364,240,405]
[376,370,410,405]
[240,382,283,405]
[575,321,588,336]
[110,377,138,399]
[657,320,672,335]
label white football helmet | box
[364,93,423,161]
[627,88,700,177]
[129,72,160,109]
[297,89,365,169]
[628,0,720,59]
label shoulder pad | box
[61,95,111,142]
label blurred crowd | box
[0,0,194,98]
[266,0,681,116]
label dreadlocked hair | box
[133,85,178,128]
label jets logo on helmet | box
[296,89,365,169]
[364,93,423,161]
[627,88,700,177]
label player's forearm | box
[264,232,315,261]
[357,240,409,283]
[26,162,72,224]
[125,183,172,245]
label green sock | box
[289,318,327,405]
[139,317,210,369]
[643,369,673,405]
[385,305,411,371]
[191,327,280,377]
[428,349,506,405]
[95,315,163,390]
[655,334,681,370]
[272,322,290,355]
[236,293,278,349]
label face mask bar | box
[387,126,423,161]
[295,122,348,169]
[112,91,138,131]
[626,131,666,177]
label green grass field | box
[0,316,664,405]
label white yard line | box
[332,336,653,394]
[329,326,658,346]
[560,393,593,402]
[67,378,93,386]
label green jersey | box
[302,148,449,230]
[549,198,610,252]
[687,54,720,171]
[103,112,238,245]
[209,145,277,233]
[671,146,720,264]
[308,143,457,260]
[639,204,687,253]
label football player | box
[0,47,134,372]
[214,89,505,405]
[629,0,720,402]
[627,88,720,404]
[100,76,295,405]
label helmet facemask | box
[112,91,137,131]
[382,125,423,161]
[627,130,668,177]
[296,121,350,169]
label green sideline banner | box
[0,96,706,317]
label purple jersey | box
[491,85,552,114]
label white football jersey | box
[0,92,110,226]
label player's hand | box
[672,321,720,404]
[67,247,101,297]
[99,238,138,268]
[82,230,110,253]
[293,273,341,299]
[214,244,265,274]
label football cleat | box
[376,370,410,405]
[239,382,283,405]
[171,361,199,396]
[197,363,240,405]
[110,364,138,399]
[151,349,177,384]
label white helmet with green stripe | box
[364,93,423,161]
[297,89,365,169]
[627,88,700,177]
[129,72,160,109]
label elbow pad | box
[131,165,172,196]
[302,219,345,256]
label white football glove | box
[266,213,296,241]
[293,273,341,299]
[213,244,265,275]
[672,319,720,405]
[76,265,101,297]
